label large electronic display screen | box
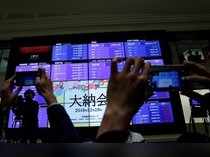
[88,42,125,59]
[51,63,88,81]
[9,39,175,128]
[125,40,162,58]
[16,63,51,77]
[132,101,174,124]
[52,43,88,61]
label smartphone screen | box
[190,99,207,117]
[15,71,37,86]
[150,66,184,90]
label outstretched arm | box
[36,69,81,142]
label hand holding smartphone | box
[150,65,208,91]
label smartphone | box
[190,99,207,117]
[149,65,184,90]
[15,71,38,86]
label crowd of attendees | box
[0,57,210,143]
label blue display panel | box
[16,63,51,77]
[88,60,127,80]
[52,43,88,61]
[16,64,37,71]
[132,101,174,124]
[125,40,161,57]
[51,63,88,81]
[51,64,70,81]
[89,60,111,80]
[88,42,125,59]
[87,58,165,81]
[149,91,170,100]
[115,59,164,73]
[151,71,181,88]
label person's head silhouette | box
[24,89,35,101]
[16,95,24,103]
[194,51,200,56]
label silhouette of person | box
[11,95,24,127]
[22,89,39,129]
[22,89,39,142]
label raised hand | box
[36,69,57,106]
[107,58,151,116]
[0,75,22,109]
[183,62,210,87]
[97,58,152,138]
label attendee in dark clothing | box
[11,95,24,128]
[22,89,39,129]
[20,89,39,142]
[12,96,24,118]
[47,104,82,142]
[0,78,22,139]
[36,69,81,142]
